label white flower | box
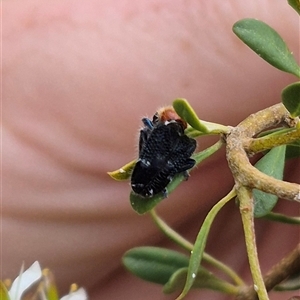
[8,261,42,300]
[6,261,88,300]
[60,288,88,300]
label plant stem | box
[226,103,300,202]
[236,243,300,299]
[263,212,300,225]
[245,126,300,154]
[149,209,245,286]
[150,209,193,251]
[263,243,300,291]
[238,186,269,300]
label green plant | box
[109,3,300,300]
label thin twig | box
[237,187,269,300]
[235,244,300,300]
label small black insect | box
[131,115,197,198]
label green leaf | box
[233,19,300,77]
[263,212,300,225]
[177,189,236,299]
[288,0,300,15]
[130,172,187,214]
[173,99,209,133]
[282,82,300,117]
[275,272,300,291]
[0,281,10,300]
[130,141,223,214]
[254,146,286,217]
[122,247,189,285]
[107,159,136,181]
[164,267,238,295]
[253,191,279,218]
[173,99,229,134]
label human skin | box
[2,0,300,299]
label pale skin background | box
[2,0,300,299]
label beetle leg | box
[183,171,190,181]
[176,158,196,174]
[142,117,154,129]
[162,188,168,198]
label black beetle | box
[131,115,196,198]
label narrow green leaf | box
[275,272,300,291]
[263,212,300,225]
[0,281,10,300]
[233,19,300,77]
[173,99,209,133]
[107,159,136,181]
[177,189,236,299]
[254,146,286,217]
[282,82,300,117]
[122,247,189,285]
[288,0,300,15]
[173,99,229,134]
[130,141,223,214]
[164,267,238,295]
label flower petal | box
[9,261,42,300]
[60,288,88,300]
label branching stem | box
[226,103,300,300]
[226,103,300,202]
